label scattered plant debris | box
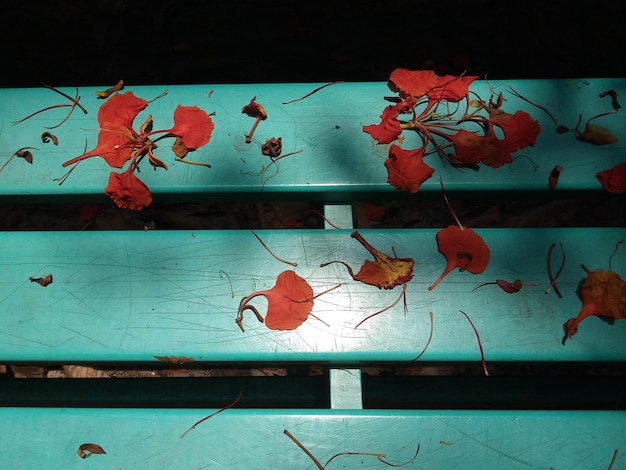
[29,274,53,287]
[96,80,124,99]
[41,132,58,145]
[549,165,563,189]
[250,229,298,267]
[77,443,106,458]
[12,84,88,129]
[281,81,343,105]
[472,279,537,293]
[545,242,565,298]
[283,428,420,469]
[0,147,38,175]
[181,391,242,439]
[459,310,489,376]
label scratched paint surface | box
[0,408,623,469]
[1,228,624,362]
[0,79,624,201]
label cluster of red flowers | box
[63,92,214,210]
[363,69,541,193]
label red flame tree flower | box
[62,91,214,210]
[364,68,541,193]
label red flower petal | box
[448,129,498,168]
[597,162,626,194]
[388,68,477,101]
[428,225,490,291]
[104,165,152,210]
[384,144,435,193]
[489,110,541,152]
[363,104,403,144]
[168,105,214,150]
[238,270,314,331]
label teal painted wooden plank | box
[1,79,625,201]
[1,227,625,363]
[0,408,623,469]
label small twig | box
[545,242,565,298]
[439,177,463,231]
[43,83,88,114]
[459,310,489,376]
[175,157,212,168]
[354,284,407,329]
[608,239,623,271]
[282,81,344,105]
[283,429,324,470]
[309,209,342,229]
[508,85,558,126]
[608,449,620,470]
[46,87,82,129]
[250,229,298,267]
[180,391,242,439]
[412,311,434,361]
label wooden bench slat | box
[1,79,624,202]
[0,408,623,469]
[2,227,624,363]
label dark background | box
[3,0,626,88]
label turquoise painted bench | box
[1,79,625,469]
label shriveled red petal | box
[597,162,626,194]
[384,144,435,193]
[563,269,626,338]
[242,96,267,119]
[104,165,152,210]
[428,225,490,291]
[168,105,214,150]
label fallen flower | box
[428,181,490,291]
[563,267,626,340]
[320,231,414,289]
[236,270,337,331]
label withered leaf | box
[577,123,618,145]
[29,274,53,287]
[154,355,195,364]
[77,443,106,458]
